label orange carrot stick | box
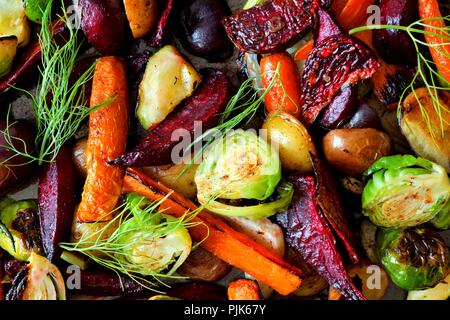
[228,279,261,300]
[418,0,450,83]
[335,0,376,31]
[76,56,129,223]
[294,39,313,61]
[260,52,302,117]
[122,169,302,296]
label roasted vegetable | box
[195,130,294,219]
[378,228,449,291]
[6,253,65,300]
[112,68,233,167]
[400,88,450,173]
[177,0,233,61]
[262,112,316,174]
[347,262,389,300]
[222,0,312,54]
[260,52,302,117]
[300,7,378,126]
[136,45,201,130]
[76,56,129,223]
[177,247,230,282]
[0,0,31,47]
[24,0,51,24]
[322,128,392,176]
[430,200,450,230]
[123,0,158,39]
[0,36,17,78]
[79,0,126,55]
[407,273,450,300]
[38,144,76,262]
[149,0,175,48]
[318,85,359,129]
[275,174,365,300]
[372,0,418,66]
[0,119,35,193]
[362,155,450,228]
[227,279,261,300]
[122,169,302,296]
[0,200,39,261]
[345,101,381,129]
[72,137,88,177]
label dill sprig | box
[1,1,105,165]
[350,16,450,139]
[60,194,207,292]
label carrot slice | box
[294,39,313,61]
[418,0,450,83]
[76,57,129,223]
[335,0,376,31]
[228,279,261,300]
[122,169,302,296]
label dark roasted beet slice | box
[275,175,365,300]
[300,8,379,126]
[111,69,234,167]
[222,0,313,54]
[38,145,76,262]
[318,84,358,129]
[346,101,381,129]
[149,0,175,48]
[311,155,360,264]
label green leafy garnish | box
[1,0,106,165]
[0,220,15,252]
[350,16,450,140]
[60,194,206,292]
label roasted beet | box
[177,0,233,61]
[372,0,418,66]
[222,0,313,54]
[275,175,365,300]
[79,0,126,55]
[38,144,76,262]
[166,282,227,300]
[345,101,381,129]
[0,119,35,193]
[64,269,145,296]
[111,69,234,167]
[300,8,379,126]
[149,0,175,48]
[318,85,358,129]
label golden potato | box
[123,0,158,39]
[262,112,317,174]
[323,128,392,176]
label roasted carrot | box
[294,39,313,61]
[227,279,261,300]
[260,52,302,117]
[122,169,302,296]
[76,57,129,223]
[418,0,450,83]
[328,287,343,300]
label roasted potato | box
[123,0,158,38]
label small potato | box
[142,163,198,199]
[323,128,392,176]
[177,247,230,282]
[262,112,317,174]
[72,138,88,177]
[123,0,158,39]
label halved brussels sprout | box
[7,253,66,300]
[430,199,450,230]
[195,130,290,218]
[0,199,38,261]
[378,228,449,291]
[407,273,450,300]
[400,88,450,173]
[362,155,450,228]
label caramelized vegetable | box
[149,0,175,48]
[260,52,302,117]
[222,0,312,54]
[228,279,261,300]
[76,56,129,223]
[112,69,233,167]
[123,0,158,39]
[178,247,230,282]
[72,138,87,177]
[38,144,76,262]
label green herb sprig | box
[350,16,450,139]
[1,1,106,166]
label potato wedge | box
[123,0,158,38]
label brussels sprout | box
[7,252,66,300]
[195,130,290,218]
[407,273,450,300]
[362,155,450,228]
[377,228,449,291]
[430,199,450,230]
[0,199,39,261]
